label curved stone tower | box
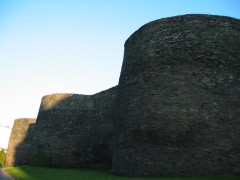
[31,86,116,169]
[112,14,240,176]
[5,118,36,166]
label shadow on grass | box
[5,165,240,180]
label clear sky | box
[0,0,240,149]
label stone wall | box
[31,86,117,169]
[5,118,36,166]
[112,14,240,176]
[5,14,240,177]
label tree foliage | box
[0,150,6,166]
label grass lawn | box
[5,165,240,180]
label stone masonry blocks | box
[5,118,36,166]
[31,86,117,169]
[112,14,240,176]
[5,14,240,177]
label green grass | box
[5,165,240,180]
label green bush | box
[0,149,6,166]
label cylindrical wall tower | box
[5,118,36,166]
[31,93,95,167]
[113,14,240,176]
[32,86,117,169]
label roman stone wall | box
[112,14,240,176]
[31,86,117,169]
[5,14,240,177]
[5,118,36,166]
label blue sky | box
[0,0,240,148]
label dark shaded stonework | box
[112,14,240,176]
[31,86,117,169]
[5,118,36,166]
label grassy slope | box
[5,165,240,180]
